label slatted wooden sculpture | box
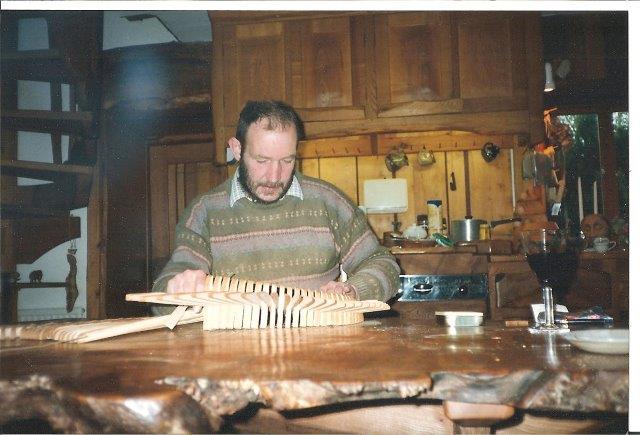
[0,275,389,343]
[126,275,390,330]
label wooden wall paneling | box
[467,147,514,237]
[176,164,186,219]
[149,141,224,273]
[446,151,467,222]
[411,151,448,221]
[378,131,515,155]
[298,158,320,178]
[457,13,513,100]
[356,155,397,238]
[167,164,178,253]
[399,157,417,229]
[298,134,372,159]
[318,157,358,204]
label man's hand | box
[166,269,207,294]
[319,281,358,299]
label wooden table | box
[0,317,628,433]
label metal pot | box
[451,217,487,242]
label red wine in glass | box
[525,251,580,305]
[521,229,582,331]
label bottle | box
[426,200,442,235]
[440,217,448,236]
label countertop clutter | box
[391,243,629,324]
[0,318,628,433]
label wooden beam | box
[1,109,92,134]
[0,159,92,180]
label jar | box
[479,223,491,240]
[426,200,443,234]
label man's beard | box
[238,159,295,205]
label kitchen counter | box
[0,317,628,433]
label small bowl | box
[436,311,484,327]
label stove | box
[398,274,488,302]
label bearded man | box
[152,100,400,304]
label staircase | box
[1,11,102,322]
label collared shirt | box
[229,168,304,207]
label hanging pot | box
[450,217,487,242]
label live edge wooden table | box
[0,317,628,434]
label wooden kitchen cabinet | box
[212,13,368,145]
[488,251,629,322]
[210,11,544,163]
[374,12,455,115]
[209,11,543,238]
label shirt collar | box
[229,168,303,207]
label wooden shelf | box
[1,110,92,134]
[0,203,73,219]
[1,49,79,82]
[0,159,92,181]
[15,282,68,290]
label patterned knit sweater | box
[152,172,400,302]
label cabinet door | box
[149,142,229,277]
[375,12,455,115]
[290,17,354,109]
[456,13,528,106]
[221,21,286,127]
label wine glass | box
[520,229,582,332]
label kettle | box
[481,142,500,162]
[418,148,436,166]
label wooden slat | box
[1,109,92,134]
[0,159,92,180]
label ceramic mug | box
[593,237,616,252]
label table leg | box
[443,401,515,434]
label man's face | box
[231,120,297,204]
[581,214,610,243]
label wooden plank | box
[167,164,178,253]
[1,109,92,134]
[377,132,516,155]
[0,159,93,180]
[298,158,319,178]
[302,110,532,139]
[86,147,105,319]
[411,151,448,229]
[467,143,515,236]
[298,135,372,158]
[378,99,463,118]
[318,157,358,204]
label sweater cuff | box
[346,274,379,301]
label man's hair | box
[235,100,305,146]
